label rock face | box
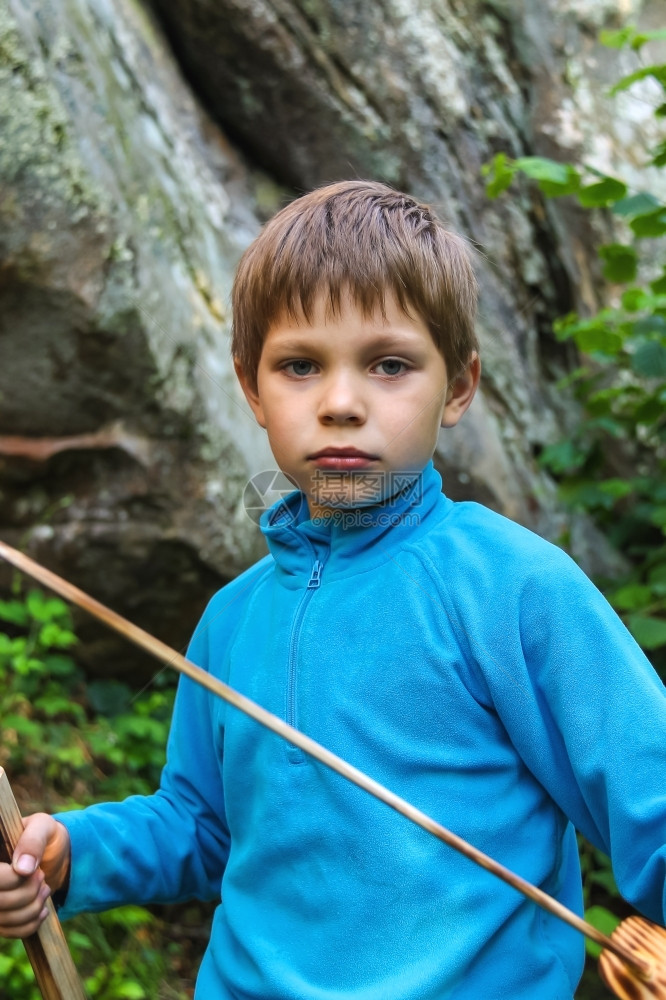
[0,0,657,674]
[0,0,273,675]
[151,0,662,532]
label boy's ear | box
[441,353,481,428]
[234,359,267,428]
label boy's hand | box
[0,813,71,938]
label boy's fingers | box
[0,893,49,938]
[3,869,51,937]
[0,862,21,892]
[11,814,57,875]
[0,813,62,941]
[0,885,49,920]
[13,853,38,876]
[0,863,42,894]
[0,865,48,937]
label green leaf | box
[552,313,581,342]
[650,273,666,295]
[589,415,626,437]
[514,157,570,182]
[578,177,627,207]
[656,102,666,118]
[53,745,87,767]
[611,584,652,611]
[1,715,42,739]
[612,191,661,217]
[648,563,666,595]
[628,614,666,649]
[13,654,44,677]
[599,27,636,49]
[33,695,85,721]
[610,64,666,95]
[68,931,93,950]
[631,340,666,377]
[598,243,637,282]
[26,591,69,624]
[650,506,666,528]
[0,633,15,656]
[559,482,619,510]
[584,906,621,958]
[586,387,622,415]
[597,478,633,500]
[629,29,666,50]
[115,983,146,999]
[482,153,516,198]
[621,287,651,312]
[101,905,154,928]
[38,622,77,649]
[629,209,666,238]
[651,139,666,167]
[646,479,666,503]
[539,440,587,474]
[39,654,78,684]
[574,323,623,355]
[0,600,29,626]
[633,395,665,424]
[0,954,15,975]
[514,157,580,196]
[632,314,666,336]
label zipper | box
[307,560,322,589]
[286,557,323,763]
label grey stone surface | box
[1,0,658,674]
[0,0,271,674]
[150,0,663,551]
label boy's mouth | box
[308,447,379,470]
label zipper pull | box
[307,560,322,589]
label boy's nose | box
[317,372,367,424]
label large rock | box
[0,0,273,675]
[1,0,656,676]
[151,0,663,548]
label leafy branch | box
[483,27,666,665]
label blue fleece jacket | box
[57,462,666,999]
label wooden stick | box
[0,768,87,999]
[0,540,653,978]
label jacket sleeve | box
[445,525,666,926]
[53,571,261,917]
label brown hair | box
[232,180,478,390]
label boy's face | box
[236,292,479,519]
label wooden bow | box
[0,539,665,1000]
[0,767,87,999]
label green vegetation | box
[0,586,200,999]
[0,23,663,1000]
[483,24,666,999]
[483,25,666,673]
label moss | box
[0,5,106,217]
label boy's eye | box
[375,359,407,376]
[283,360,315,377]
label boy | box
[0,180,665,999]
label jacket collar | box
[260,461,451,588]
